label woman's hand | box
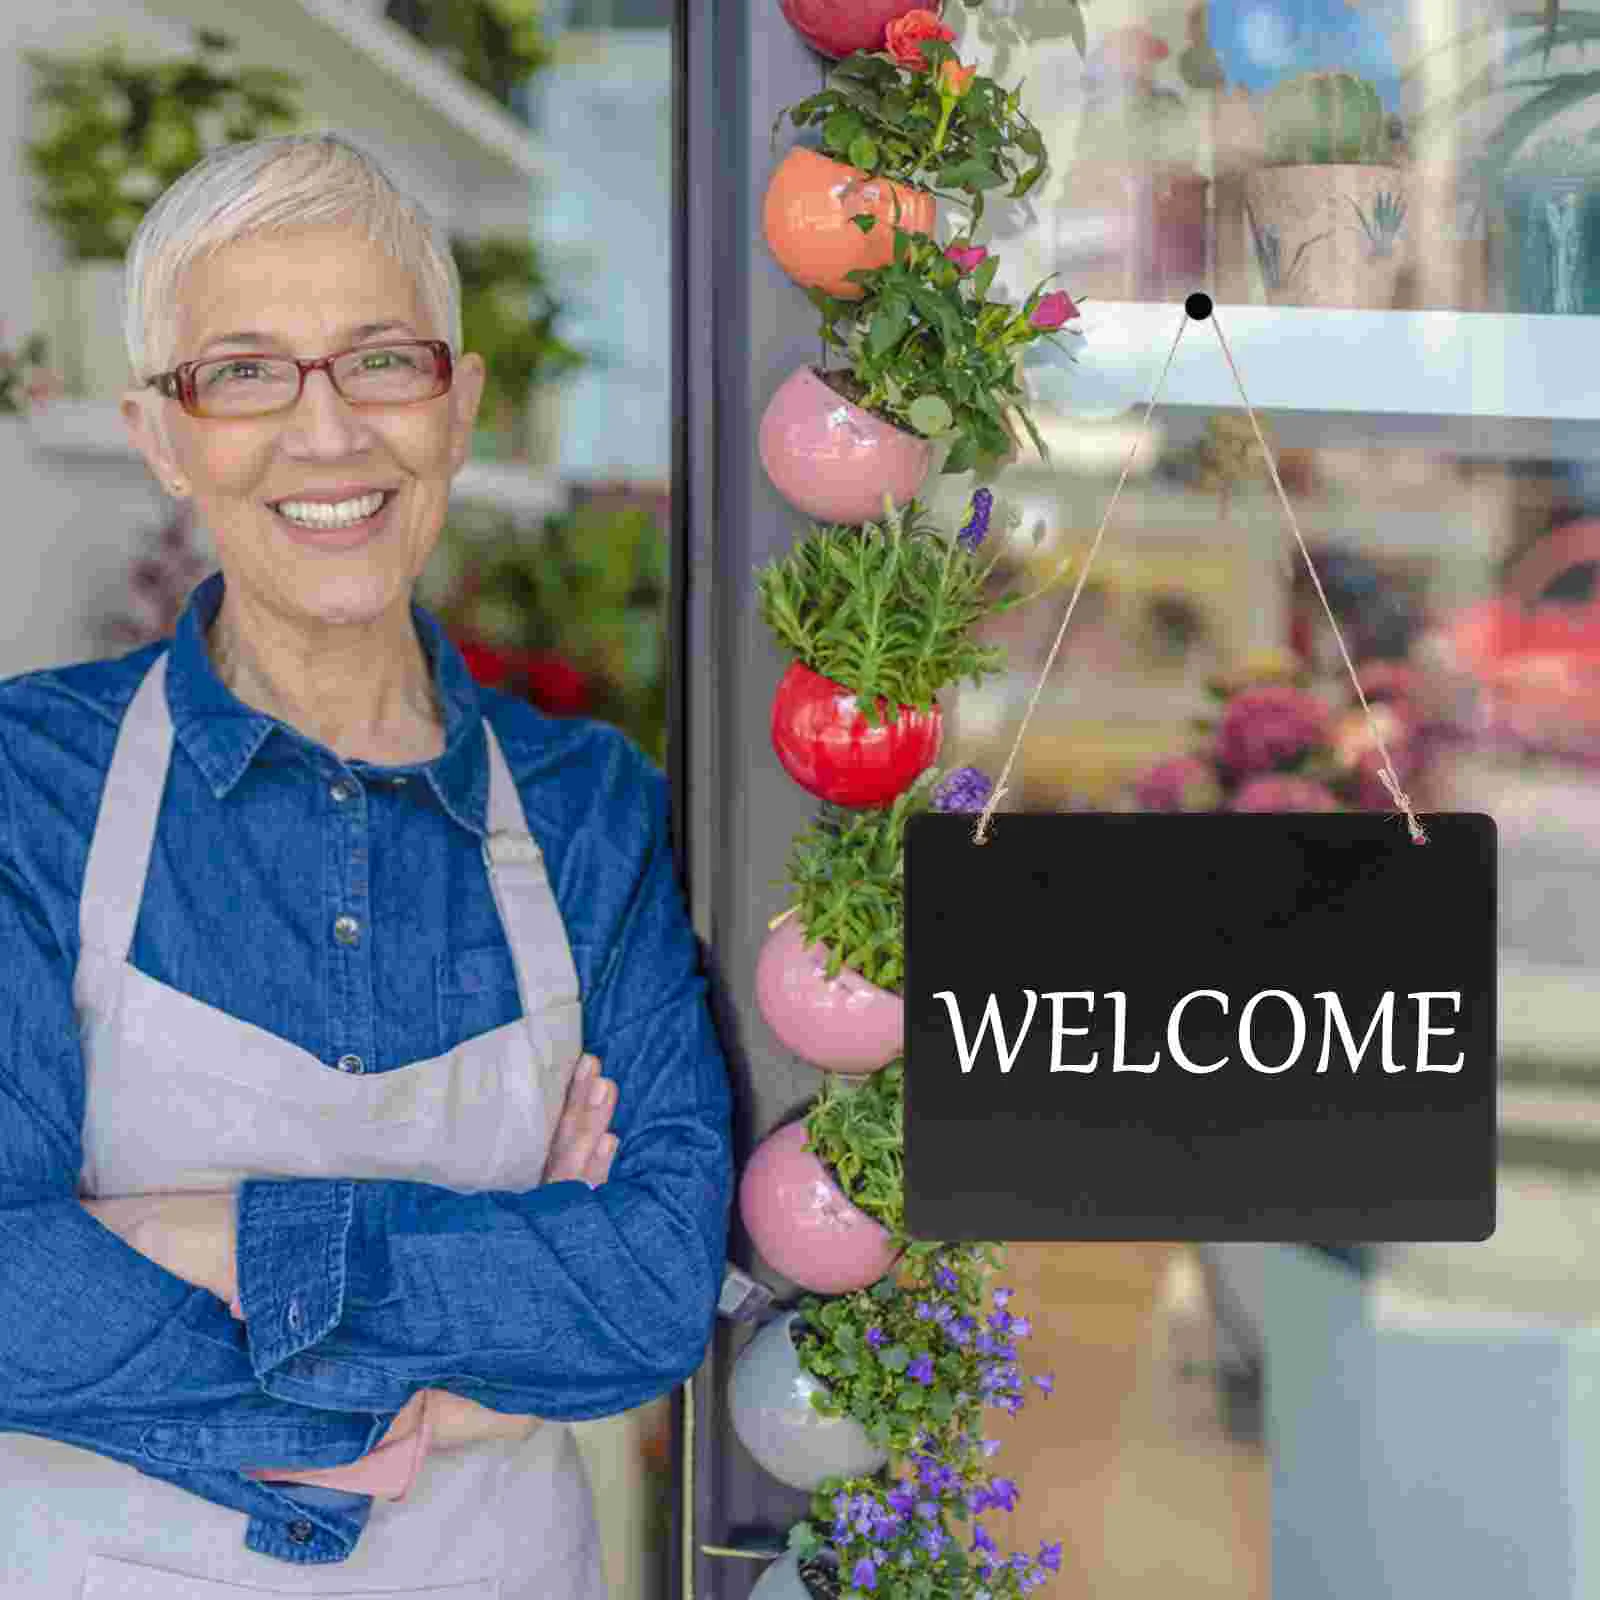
[83,1192,237,1305]
[541,1053,619,1187]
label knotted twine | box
[971,299,1427,849]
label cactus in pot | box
[1243,69,1410,309]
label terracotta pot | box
[739,1120,899,1294]
[729,1311,890,1492]
[771,659,942,807]
[764,148,938,300]
[759,366,934,526]
[1054,161,1211,303]
[778,0,943,59]
[756,915,903,1074]
[1242,165,1411,309]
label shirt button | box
[336,1053,365,1074]
[330,779,357,802]
[333,915,361,946]
[287,1519,314,1545]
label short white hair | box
[123,132,462,387]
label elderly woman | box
[0,133,732,1595]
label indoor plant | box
[1241,69,1409,308]
[23,29,301,400]
[382,0,553,115]
[765,13,1048,299]
[760,228,1080,522]
[758,489,1019,806]
[452,231,586,461]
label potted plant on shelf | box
[765,11,1048,300]
[22,29,301,403]
[1240,69,1409,309]
[452,231,585,462]
[760,229,1080,523]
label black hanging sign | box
[903,812,1497,1242]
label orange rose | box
[937,59,977,98]
[884,8,955,70]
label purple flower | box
[1039,1540,1064,1572]
[1010,1316,1032,1338]
[866,1326,886,1347]
[934,1264,959,1292]
[1216,685,1330,776]
[958,487,993,551]
[972,1523,998,1554]
[1230,775,1341,813]
[908,1353,936,1385]
[1034,1372,1055,1395]
[989,1477,1020,1512]
[888,1485,916,1515]
[1134,753,1222,812]
[851,1556,878,1591]
[916,1499,940,1522]
[930,766,994,813]
[915,1300,935,1321]
[920,1524,948,1557]
[993,1287,1013,1309]
[981,1437,1002,1458]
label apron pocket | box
[82,1552,500,1598]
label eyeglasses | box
[144,340,454,419]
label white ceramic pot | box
[729,1311,888,1492]
[751,1549,840,1600]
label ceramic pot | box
[764,148,938,301]
[729,1311,889,1492]
[770,660,942,808]
[751,1549,841,1600]
[1242,165,1411,308]
[1055,161,1211,302]
[739,1120,899,1294]
[756,915,903,1074]
[778,0,943,59]
[759,366,934,526]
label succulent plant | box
[1262,70,1393,167]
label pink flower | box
[1230,776,1342,813]
[884,8,955,70]
[1215,685,1329,776]
[945,242,989,274]
[1134,755,1221,812]
[1029,290,1079,330]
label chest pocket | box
[436,941,586,1056]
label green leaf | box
[822,109,864,152]
[972,255,1000,301]
[867,295,909,357]
[847,133,879,171]
[907,394,953,435]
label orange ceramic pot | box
[763,148,938,300]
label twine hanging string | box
[971,299,1426,849]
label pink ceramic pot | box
[739,1121,899,1294]
[759,366,934,526]
[755,916,903,1075]
[778,0,944,59]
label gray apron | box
[0,652,607,1598]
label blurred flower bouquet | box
[1128,652,1430,814]
[423,486,670,762]
[0,322,65,415]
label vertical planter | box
[759,366,935,526]
[1500,171,1600,315]
[1242,165,1409,308]
[739,1120,899,1294]
[778,0,943,60]
[755,915,903,1075]
[729,1311,890,1491]
[763,149,939,301]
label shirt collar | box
[165,570,492,835]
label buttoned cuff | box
[235,1178,410,1413]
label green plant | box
[24,29,301,260]
[384,0,553,112]
[802,1061,907,1238]
[807,225,1079,477]
[451,232,585,442]
[1261,70,1393,167]
[772,35,1047,228]
[757,490,1036,725]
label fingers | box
[541,1055,619,1186]
[585,1133,618,1188]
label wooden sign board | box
[903,813,1497,1242]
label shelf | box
[139,0,554,186]
[25,404,565,520]
[1030,305,1600,462]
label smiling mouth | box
[269,490,397,530]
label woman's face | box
[123,224,485,637]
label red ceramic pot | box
[738,1121,899,1294]
[771,660,942,807]
[778,0,943,60]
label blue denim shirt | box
[0,571,733,1563]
